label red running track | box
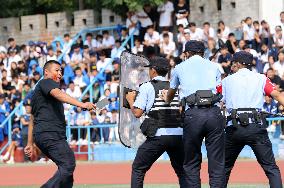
[0,160,283,186]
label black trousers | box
[183,106,225,188]
[34,132,76,188]
[225,124,282,188]
[131,135,187,188]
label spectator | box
[273,26,284,49]
[95,34,104,53]
[160,33,176,59]
[263,55,276,73]
[70,44,83,69]
[11,75,24,92]
[20,103,32,162]
[66,81,82,99]
[217,20,230,43]
[0,124,22,164]
[108,110,119,142]
[73,67,88,90]
[131,38,144,55]
[263,95,279,133]
[8,48,22,65]
[225,33,238,54]
[143,26,160,55]
[90,111,100,144]
[74,107,92,144]
[274,51,284,78]
[7,38,20,54]
[63,33,73,54]
[102,30,115,57]
[266,68,282,91]
[96,51,113,82]
[159,28,174,43]
[157,0,174,31]
[126,11,139,37]
[119,28,130,50]
[137,5,153,42]
[218,45,232,75]
[202,22,215,43]
[243,17,255,47]
[174,0,189,27]
[111,40,126,59]
[260,20,272,47]
[84,33,97,52]
[189,22,203,41]
[46,47,57,61]
[177,24,186,55]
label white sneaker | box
[6,159,14,164]
[280,135,284,140]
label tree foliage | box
[0,0,164,18]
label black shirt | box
[174,3,190,15]
[31,79,65,135]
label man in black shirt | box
[24,60,95,188]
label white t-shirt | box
[137,10,153,28]
[84,39,97,50]
[202,27,215,41]
[71,52,83,62]
[144,31,160,46]
[159,32,174,43]
[274,61,284,78]
[273,34,284,47]
[243,24,255,41]
[132,45,144,54]
[126,15,139,36]
[190,28,203,41]
[66,86,82,99]
[73,75,87,88]
[102,36,115,47]
[47,55,57,61]
[157,1,174,27]
[177,33,186,44]
[97,58,113,72]
[160,41,176,55]
[8,55,22,64]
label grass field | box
[0,184,273,188]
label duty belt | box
[227,108,262,127]
[181,90,222,108]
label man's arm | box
[50,88,95,110]
[126,91,144,118]
[271,90,284,106]
[162,88,177,103]
[24,115,34,157]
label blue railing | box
[0,24,137,155]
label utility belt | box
[181,90,222,109]
[226,108,266,127]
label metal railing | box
[0,24,137,155]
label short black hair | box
[102,30,109,35]
[228,33,235,37]
[152,67,168,77]
[8,38,14,42]
[74,67,81,72]
[203,22,210,26]
[43,60,61,73]
[189,22,196,27]
[86,33,93,37]
[267,68,274,72]
[163,33,169,38]
[253,21,259,25]
[64,33,70,38]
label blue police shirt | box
[133,76,183,136]
[170,55,222,99]
[222,68,267,110]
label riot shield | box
[119,51,150,148]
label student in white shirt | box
[177,24,186,55]
[143,26,160,55]
[84,33,97,52]
[66,81,82,99]
[217,21,230,43]
[102,30,115,57]
[159,28,174,43]
[273,26,284,49]
[202,22,215,43]
[131,38,144,55]
[73,67,88,89]
[157,0,174,31]
[189,22,203,41]
[274,51,284,78]
[137,6,153,42]
[46,47,57,62]
[70,45,83,69]
[160,33,176,59]
[126,11,139,36]
[111,40,126,59]
[243,17,255,44]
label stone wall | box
[0,9,123,45]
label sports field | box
[0,160,283,187]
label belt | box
[188,105,215,109]
[227,118,258,126]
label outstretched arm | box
[50,88,96,110]
[24,115,34,157]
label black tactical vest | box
[140,80,181,137]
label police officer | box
[24,60,96,188]
[162,40,225,188]
[125,56,187,188]
[222,51,283,188]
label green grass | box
[0,184,273,188]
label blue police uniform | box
[222,51,282,188]
[170,40,225,188]
[131,57,187,188]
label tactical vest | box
[140,80,181,137]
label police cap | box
[184,40,205,53]
[144,56,169,72]
[231,51,253,65]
